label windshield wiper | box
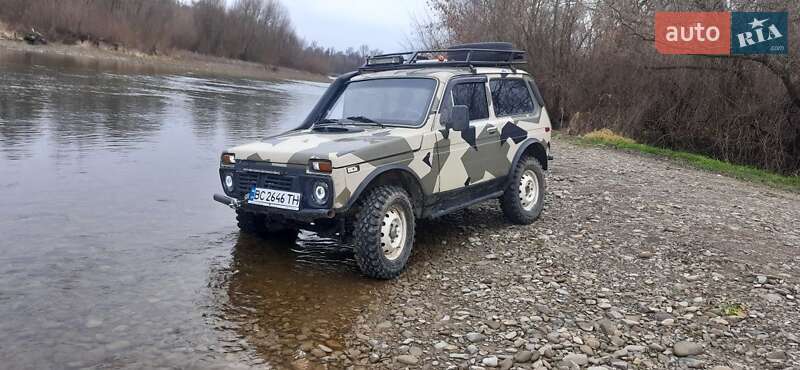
[345,116,385,128]
[312,118,346,130]
[314,118,341,126]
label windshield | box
[324,78,437,126]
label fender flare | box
[337,164,425,212]
[506,138,548,186]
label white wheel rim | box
[519,170,539,211]
[381,205,407,261]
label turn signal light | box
[309,159,332,173]
[221,153,235,165]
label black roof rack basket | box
[361,43,527,72]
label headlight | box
[310,180,329,206]
[224,174,234,190]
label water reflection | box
[0,49,330,368]
[209,232,379,368]
[0,50,326,161]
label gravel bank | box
[314,137,800,369]
[0,39,327,82]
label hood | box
[227,127,423,168]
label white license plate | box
[247,187,301,211]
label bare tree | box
[419,0,800,174]
[0,0,370,76]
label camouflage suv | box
[215,43,552,279]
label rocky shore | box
[278,137,800,369]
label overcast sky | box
[282,0,430,53]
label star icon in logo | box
[748,18,768,29]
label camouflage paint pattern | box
[223,67,551,211]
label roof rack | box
[360,47,527,72]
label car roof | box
[351,67,531,84]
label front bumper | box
[213,193,336,223]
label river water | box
[0,50,382,369]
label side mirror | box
[444,105,470,131]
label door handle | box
[486,125,498,134]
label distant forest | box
[418,0,800,175]
[0,0,379,75]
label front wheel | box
[351,186,415,279]
[500,157,546,224]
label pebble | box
[673,341,704,357]
[466,332,486,343]
[765,350,787,361]
[514,350,538,363]
[598,319,617,335]
[482,356,499,367]
[395,354,419,365]
[562,353,588,366]
[376,321,392,330]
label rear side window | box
[451,82,489,121]
[490,79,535,117]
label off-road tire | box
[500,157,546,224]
[351,186,415,279]
[236,210,297,239]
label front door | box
[434,76,506,192]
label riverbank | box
[318,136,800,369]
[572,130,800,192]
[0,39,329,82]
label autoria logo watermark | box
[655,11,787,55]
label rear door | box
[435,76,505,192]
[488,75,543,168]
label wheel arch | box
[340,165,425,217]
[512,138,548,171]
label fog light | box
[311,181,329,206]
[224,174,234,190]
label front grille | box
[235,171,295,194]
[236,172,259,194]
[262,175,293,191]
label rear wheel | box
[500,157,546,224]
[351,186,415,279]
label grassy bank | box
[571,129,800,192]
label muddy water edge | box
[0,49,395,369]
